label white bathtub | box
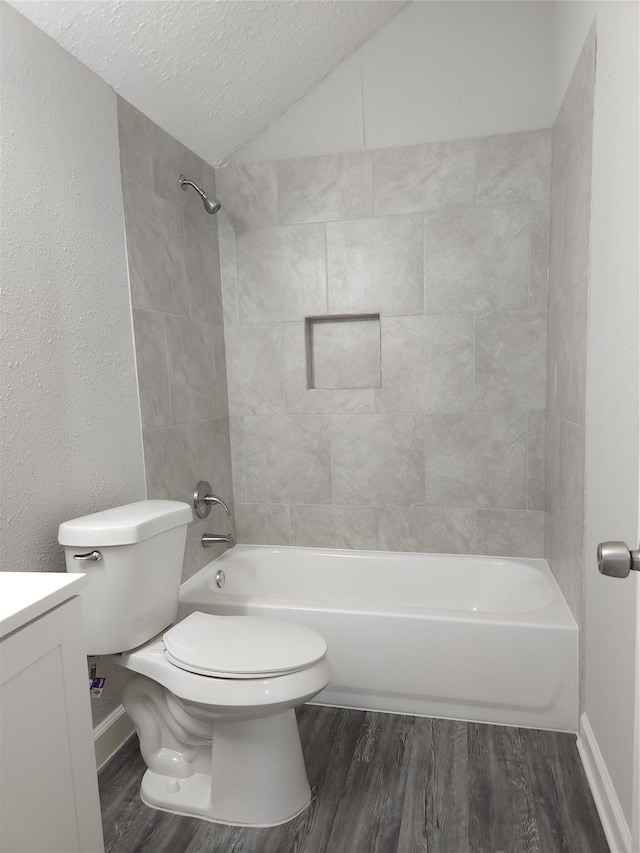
[178,546,579,732]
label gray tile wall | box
[118,98,234,580]
[217,129,551,557]
[545,27,596,620]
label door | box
[580,5,639,851]
[634,571,639,852]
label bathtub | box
[178,546,579,732]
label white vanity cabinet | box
[0,573,104,853]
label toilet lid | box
[163,611,327,679]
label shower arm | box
[179,175,205,200]
[179,174,221,215]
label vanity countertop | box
[0,572,86,640]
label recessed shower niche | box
[305,314,381,390]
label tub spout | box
[202,533,235,549]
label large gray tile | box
[165,314,217,422]
[229,416,247,503]
[332,413,425,506]
[474,309,547,411]
[424,413,527,509]
[132,308,171,429]
[378,506,476,554]
[547,283,588,426]
[546,515,583,623]
[311,317,381,390]
[151,127,214,219]
[561,138,592,295]
[327,215,423,316]
[236,224,327,322]
[122,178,189,316]
[118,93,215,220]
[212,323,230,417]
[225,323,284,415]
[373,139,475,216]
[553,23,596,185]
[215,162,279,230]
[234,503,291,546]
[476,510,545,557]
[142,423,198,506]
[546,513,583,624]
[278,151,373,224]
[544,414,561,527]
[527,412,546,511]
[547,171,565,308]
[183,211,223,323]
[218,222,238,325]
[545,414,586,596]
[476,130,551,205]
[193,417,234,511]
[424,204,530,314]
[244,415,332,504]
[284,322,375,415]
[117,97,154,191]
[182,517,225,582]
[557,418,586,549]
[529,202,550,309]
[376,314,474,413]
[290,505,378,550]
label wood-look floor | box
[99,705,609,853]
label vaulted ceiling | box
[8,0,406,165]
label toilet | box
[58,500,331,827]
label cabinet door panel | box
[0,598,104,853]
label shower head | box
[179,174,221,215]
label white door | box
[633,573,639,852]
[579,4,639,852]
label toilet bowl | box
[58,501,330,827]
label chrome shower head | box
[179,174,221,215]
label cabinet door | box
[0,597,104,853]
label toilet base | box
[141,710,312,826]
[125,672,313,826]
[120,656,330,827]
[141,769,311,828]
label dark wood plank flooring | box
[99,706,609,853]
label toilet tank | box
[58,500,193,655]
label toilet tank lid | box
[58,500,193,547]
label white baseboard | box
[577,713,632,853]
[93,705,135,770]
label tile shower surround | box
[545,27,595,621]
[117,97,234,581]
[218,130,551,557]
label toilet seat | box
[116,633,331,714]
[163,611,327,679]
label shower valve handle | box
[194,480,232,519]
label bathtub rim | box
[179,544,577,629]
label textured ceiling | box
[8,0,406,165]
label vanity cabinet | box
[0,574,104,853]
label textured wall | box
[117,98,234,581]
[218,130,550,557]
[0,5,147,573]
[545,27,595,622]
[235,1,554,164]
[0,5,147,728]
